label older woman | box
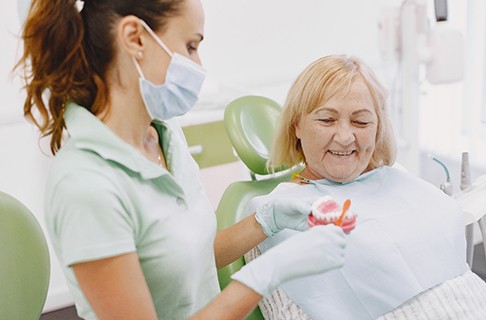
[244,55,486,320]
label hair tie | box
[75,0,85,12]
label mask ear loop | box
[138,19,174,58]
[132,57,146,79]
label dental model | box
[308,196,356,233]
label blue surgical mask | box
[133,19,206,121]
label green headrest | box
[224,95,282,175]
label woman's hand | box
[255,197,315,237]
[231,224,347,297]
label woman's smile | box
[327,150,355,156]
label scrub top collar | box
[64,102,171,181]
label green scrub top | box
[45,103,220,319]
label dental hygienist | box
[16,0,347,319]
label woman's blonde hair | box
[268,55,396,171]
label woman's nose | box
[333,121,355,146]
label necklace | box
[147,125,164,167]
[291,172,311,184]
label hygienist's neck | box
[98,84,155,151]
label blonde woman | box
[245,55,486,320]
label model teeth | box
[329,150,353,156]
[315,210,353,222]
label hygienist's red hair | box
[15,0,183,154]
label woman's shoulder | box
[271,182,301,193]
[46,142,123,204]
[50,141,112,179]
[381,165,439,187]
[377,166,458,206]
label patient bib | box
[250,167,467,320]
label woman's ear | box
[295,123,301,140]
[117,15,147,59]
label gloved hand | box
[231,225,347,297]
[255,197,315,237]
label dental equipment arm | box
[430,155,453,196]
[455,175,486,225]
[455,174,486,267]
[434,0,447,22]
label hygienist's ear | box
[117,15,147,59]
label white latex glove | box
[255,197,315,237]
[232,225,347,297]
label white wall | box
[201,0,393,101]
[1,0,398,313]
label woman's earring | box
[137,51,144,59]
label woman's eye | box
[318,118,335,124]
[353,120,371,127]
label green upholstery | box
[216,171,296,320]
[224,95,282,176]
[218,95,302,319]
[0,191,50,320]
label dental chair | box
[218,96,486,320]
[0,191,50,320]
[216,95,301,320]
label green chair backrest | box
[216,171,296,320]
[218,95,302,319]
[224,95,282,176]
[0,191,50,320]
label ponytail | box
[16,0,96,154]
[15,0,184,154]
